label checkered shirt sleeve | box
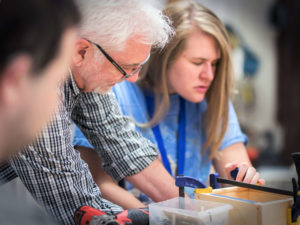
[72,91,159,181]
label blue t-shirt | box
[73,81,247,196]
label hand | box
[225,162,265,185]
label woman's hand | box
[225,162,265,185]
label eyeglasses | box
[87,39,150,79]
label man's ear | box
[0,55,32,107]
[72,39,92,67]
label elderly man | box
[0,0,80,224]
[0,1,178,224]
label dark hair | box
[0,0,80,74]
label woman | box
[73,0,264,206]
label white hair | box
[76,0,174,50]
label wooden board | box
[195,187,295,225]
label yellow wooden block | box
[194,187,213,194]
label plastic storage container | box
[149,197,232,225]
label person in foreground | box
[0,0,80,224]
[0,0,178,224]
[74,0,265,204]
[0,0,79,162]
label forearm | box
[213,142,251,178]
[78,146,145,209]
[100,182,145,209]
[213,143,264,184]
[126,158,178,202]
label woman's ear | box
[72,38,92,67]
[0,55,32,107]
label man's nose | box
[124,73,139,83]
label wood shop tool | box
[74,206,149,225]
[175,175,208,209]
[213,154,300,225]
[288,152,300,225]
[170,153,300,225]
[216,177,294,196]
[175,175,208,197]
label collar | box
[68,68,81,97]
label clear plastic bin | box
[149,197,232,225]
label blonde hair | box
[138,0,234,159]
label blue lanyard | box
[145,94,186,176]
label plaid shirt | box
[0,74,158,224]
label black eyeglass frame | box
[86,39,148,79]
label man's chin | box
[93,86,112,94]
